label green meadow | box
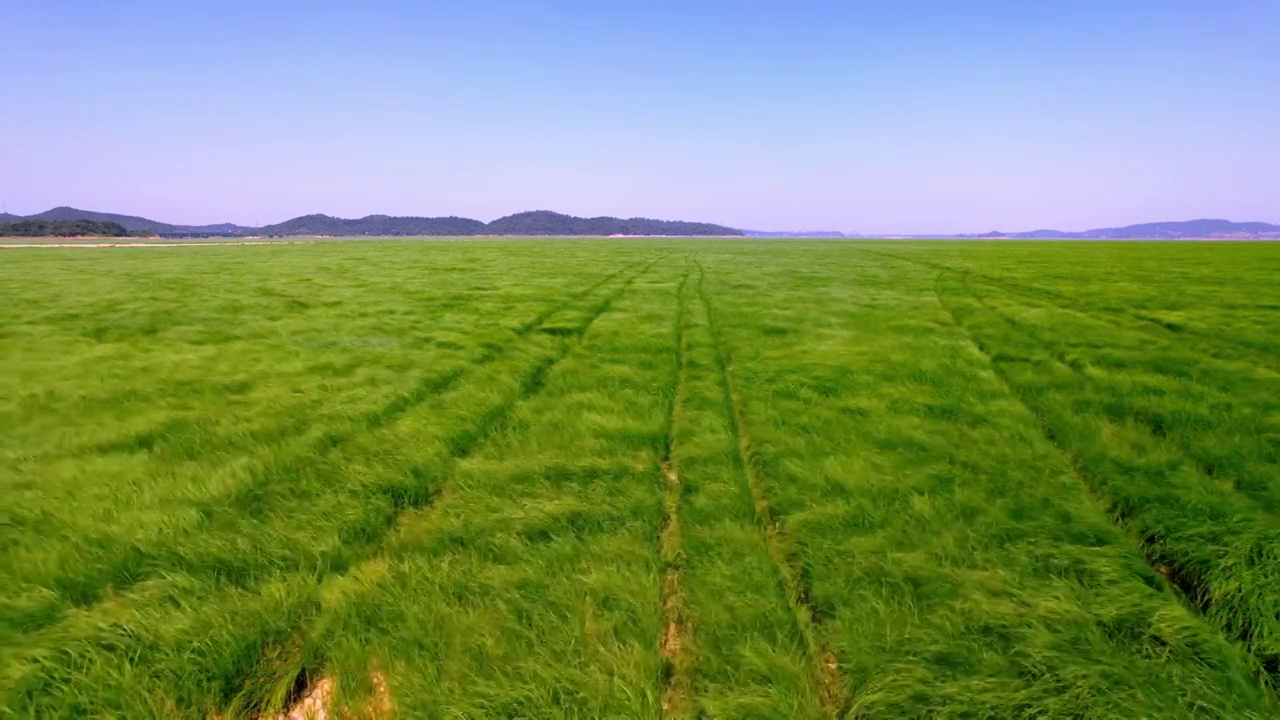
[2,239,1279,718]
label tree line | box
[0,220,147,237]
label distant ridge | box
[13,207,253,235]
[969,219,1280,240]
[8,208,1276,239]
[258,214,488,237]
[486,210,740,237]
[4,207,743,237]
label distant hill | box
[485,211,740,236]
[9,208,1275,239]
[0,220,137,237]
[3,207,741,237]
[19,207,173,232]
[1078,219,1280,239]
[978,219,1280,240]
[14,207,254,235]
[257,214,489,237]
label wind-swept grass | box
[664,262,824,718]
[932,263,1280,687]
[697,243,1275,716]
[0,242,661,716]
[293,257,682,716]
[2,239,1278,717]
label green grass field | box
[2,239,1279,718]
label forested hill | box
[0,220,138,237]
[257,214,489,237]
[484,211,741,236]
[7,208,1277,239]
[260,211,741,236]
[11,207,252,235]
[2,207,743,237]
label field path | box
[657,261,693,716]
[696,260,850,717]
[651,257,826,718]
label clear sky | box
[3,1,1277,233]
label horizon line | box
[3,204,1278,237]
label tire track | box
[859,245,1280,376]
[862,249,1280,502]
[435,256,660,465]
[969,271,1280,377]
[7,257,667,718]
[514,259,645,336]
[208,257,659,520]
[72,261,647,466]
[322,257,652,442]
[8,258,662,644]
[695,260,849,718]
[228,255,664,718]
[950,271,1280,519]
[658,260,693,718]
[975,270,1280,371]
[931,272,1280,700]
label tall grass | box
[664,262,824,718]
[933,264,1280,688]
[2,239,1278,717]
[698,242,1274,716]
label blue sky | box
[3,1,1277,233]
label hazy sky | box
[3,1,1277,233]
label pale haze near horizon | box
[2,1,1277,235]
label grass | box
[1,239,1278,717]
